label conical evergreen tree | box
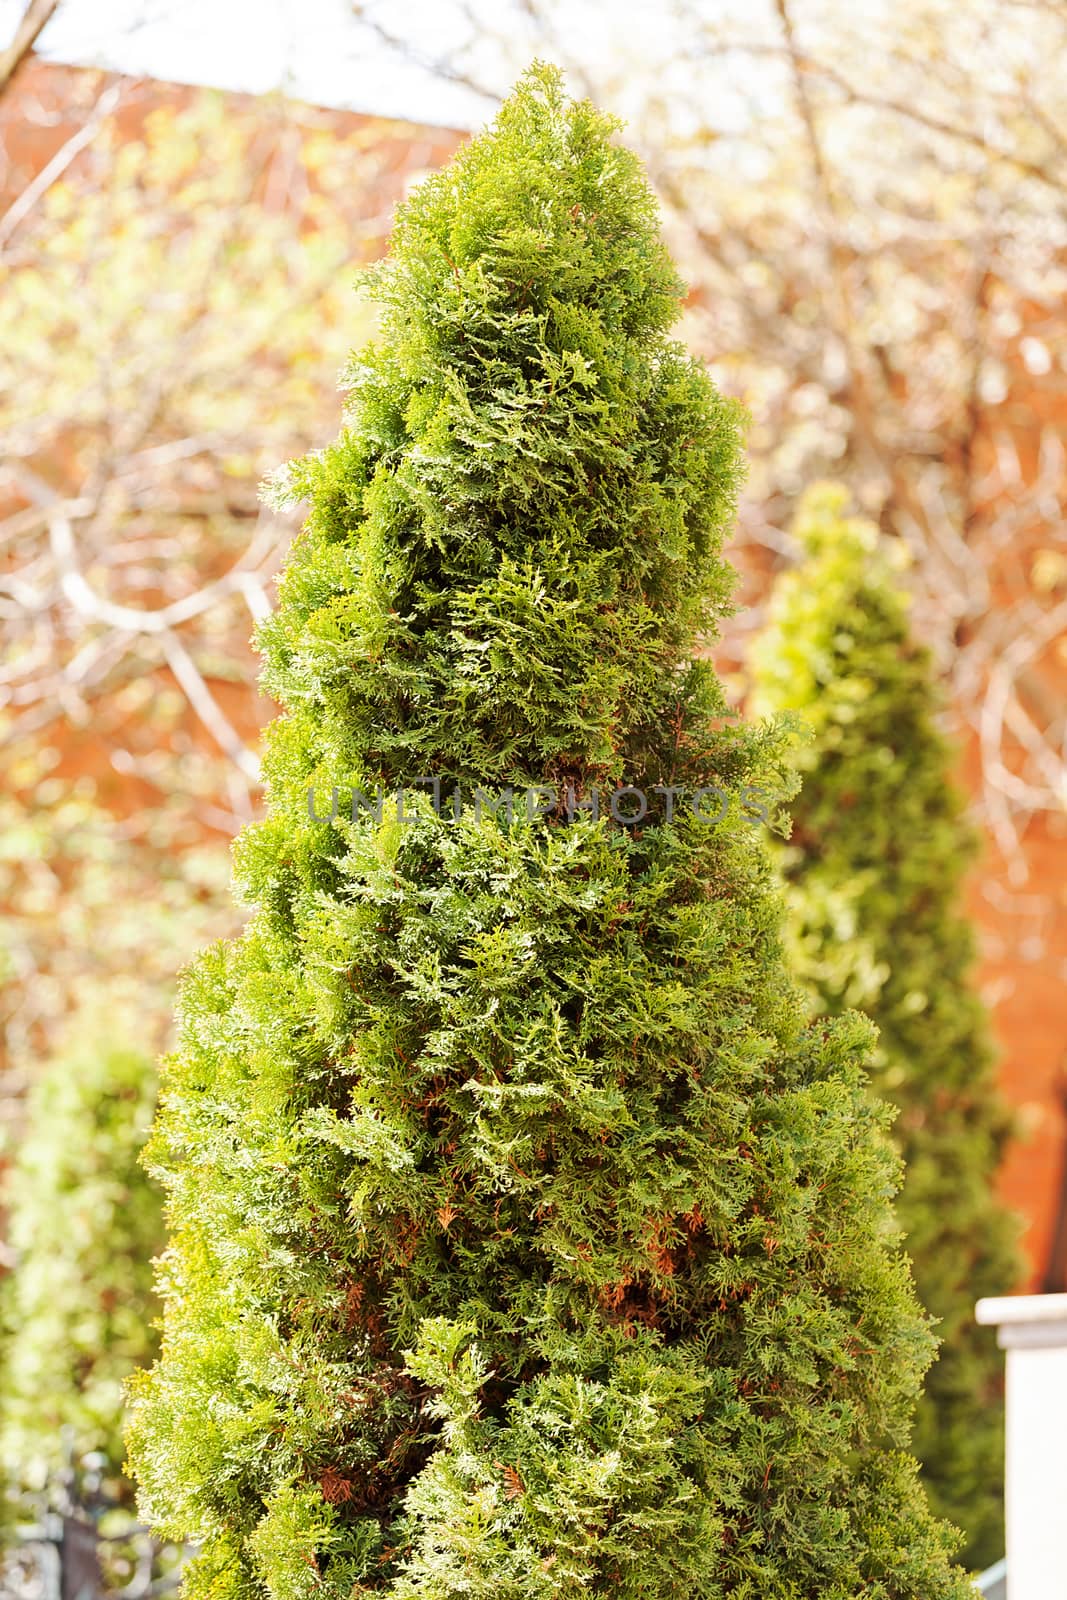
[127,69,972,1598]
[750,483,1020,1571]
[0,1002,162,1500]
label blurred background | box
[0,0,1064,1587]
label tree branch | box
[0,80,122,251]
[0,0,59,97]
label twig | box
[0,0,59,97]
[160,632,260,782]
[0,81,122,250]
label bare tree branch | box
[0,0,59,98]
[160,631,260,783]
[0,80,121,250]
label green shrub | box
[0,999,162,1499]
[127,68,971,1598]
[750,482,1021,1570]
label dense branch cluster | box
[0,85,384,829]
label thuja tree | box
[0,1002,162,1500]
[127,68,971,1599]
[750,483,1020,1571]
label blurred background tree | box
[0,999,160,1496]
[0,997,190,1598]
[750,483,1023,1570]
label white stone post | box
[975,1293,1067,1599]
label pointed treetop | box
[377,61,684,340]
[789,481,880,558]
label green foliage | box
[0,1000,163,1498]
[128,67,971,1597]
[750,483,1021,1570]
